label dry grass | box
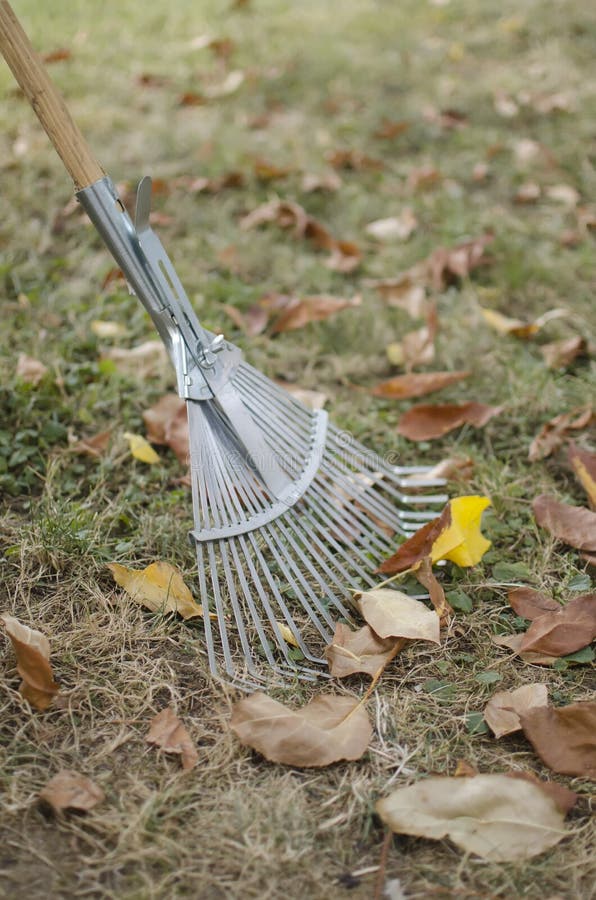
[1,0,595,897]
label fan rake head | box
[188,362,447,688]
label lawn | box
[0,0,595,897]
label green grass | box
[1,0,595,897]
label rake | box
[0,2,447,688]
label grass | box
[1,0,595,896]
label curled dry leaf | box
[146,706,198,771]
[528,407,593,462]
[269,294,361,335]
[491,632,558,666]
[423,456,474,482]
[414,558,453,623]
[373,118,410,139]
[568,442,596,509]
[102,340,168,379]
[520,701,596,778]
[483,683,549,738]
[39,770,105,813]
[326,148,384,171]
[143,394,189,465]
[376,774,568,861]
[204,69,245,98]
[508,587,559,620]
[107,561,206,619]
[519,593,596,657]
[425,234,493,291]
[123,432,160,465]
[300,171,342,193]
[379,496,491,574]
[1,614,59,710]
[371,371,470,401]
[407,164,442,191]
[480,307,539,339]
[533,494,596,552]
[369,274,427,318]
[397,402,502,441]
[223,303,269,336]
[275,381,327,410]
[365,209,418,242]
[324,623,404,678]
[541,336,587,370]
[357,589,440,644]
[16,353,48,385]
[70,428,112,458]
[253,158,293,181]
[230,692,372,767]
[514,182,541,204]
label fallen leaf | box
[513,138,542,163]
[107,560,205,619]
[223,303,268,336]
[370,275,427,318]
[100,267,125,290]
[421,456,474,482]
[102,340,168,379]
[204,69,245,98]
[42,48,72,64]
[480,307,539,339]
[472,162,489,182]
[514,182,541,204]
[520,701,596,778]
[483,683,549,738]
[70,428,112,458]
[185,171,245,193]
[269,294,361,334]
[324,239,362,273]
[371,371,469,401]
[326,149,384,171]
[568,443,596,509]
[424,106,468,130]
[377,505,452,574]
[425,235,493,291]
[529,407,593,461]
[123,432,160,464]
[377,774,568,861]
[508,587,560,620]
[39,770,104,812]
[324,623,403,678]
[506,771,577,815]
[365,209,418,242]
[491,632,558,666]
[91,320,127,339]
[399,302,438,371]
[230,692,372,766]
[545,184,580,206]
[397,402,502,440]
[275,382,327,410]
[178,91,207,107]
[357,589,440,643]
[300,171,342,193]
[494,92,519,118]
[541,336,587,370]
[533,494,596,551]
[146,706,198,771]
[454,760,480,777]
[0,614,59,710]
[407,165,442,191]
[253,158,293,181]
[373,118,410,139]
[142,394,189,465]
[414,557,453,622]
[276,622,300,647]
[519,593,596,656]
[429,495,492,567]
[16,353,47,385]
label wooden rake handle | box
[0,0,104,189]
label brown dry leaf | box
[454,760,479,777]
[185,172,245,194]
[370,275,427,318]
[428,234,494,291]
[326,149,384,171]
[520,701,596,778]
[1,614,59,710]
[301,171,342,193]
[529,407,593,461]
[70,428,112,458]
[373,118,410,140]
[357,589,440,644]
[178,91,207,107]
[377,774,568,861]
[422,456,474,482]
[541,336,587,370]
[533,494,596,551]
[146,706,198,771]
[378,506,452,575]
[400,302,438,371]
[42,48,72,64]
[102,340,168,379]
[514,182,541,204]
[491,632,558,666]
[142,394,189,465]
[568,442,596,509]
[107,561,205,619]
[275,382,327,410]
[39,770,104,813]
[325,239,362,273]
[506,771,577,816]
[408,165,442,191]
[483,683,549,738]
[16,353,48,385]
[223,303,268,336]
[397,402,502,441]
[371,370,470,401]
[414,557,453,623]
[480,307,539,339]
[253,158,293,181]
[324,623,403,678]
[425,107,468,130]
[519,593,596,657]
[507,587,559,620]
[269,294,361,335]
[472,162,490,182]
[230,692,372,767]
[365,209,418,242]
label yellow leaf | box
[480,307,539,339]
[107,561,205,619]
[276,622,300,647]
[431,495,491,567]
[124,432,160,464]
